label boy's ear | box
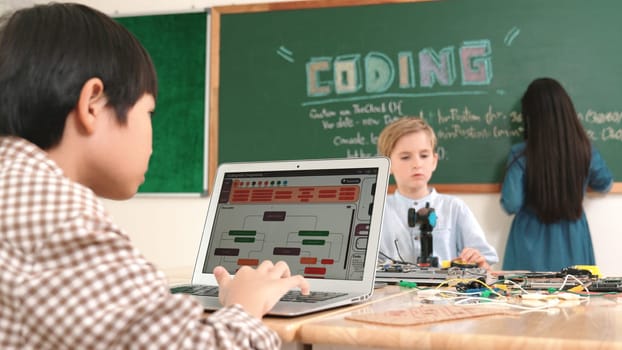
[431,152,439,172]
[74,78,106,134]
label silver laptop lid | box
[191,157,390,294]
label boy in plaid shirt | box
[0,3,308,349]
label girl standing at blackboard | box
[501,77,613,272]
[377,117,498,270]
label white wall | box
[100,193,622,276]
[0,0,285,16]
[2,0,621,276]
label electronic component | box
[588,278,622,292]
[498,266,600,291]
[408,202,439,267]
[521,278,585,290]
[375,264,491,286]
[380,264,404,273]
[450,259,478,269]
[376,266,449,285]
[560,266,596,278]
[568,265,601,278]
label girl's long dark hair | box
[521,78,591,223]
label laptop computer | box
[171,157,390,316]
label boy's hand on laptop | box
[214,260,310,319]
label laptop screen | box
[201,167,381,281]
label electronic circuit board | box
[375,264,489,285]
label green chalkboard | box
[211,0,622,192]
[117,12,207,194]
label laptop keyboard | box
[171,285,347,303]
[279,290,347,303]
[171,285,219,297]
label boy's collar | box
[394,187,436,202]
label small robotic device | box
[408,202,439,268]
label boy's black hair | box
[0,3,158,149]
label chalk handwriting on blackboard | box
[305,99,622,161]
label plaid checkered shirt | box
[0,136,280,349]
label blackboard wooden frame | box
[209,0,622,194]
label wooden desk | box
[162,267,622,350]
[299,288,622,350]
[263,284,410,343]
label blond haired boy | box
[377,117,498,269]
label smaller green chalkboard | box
[116,11,207,194]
